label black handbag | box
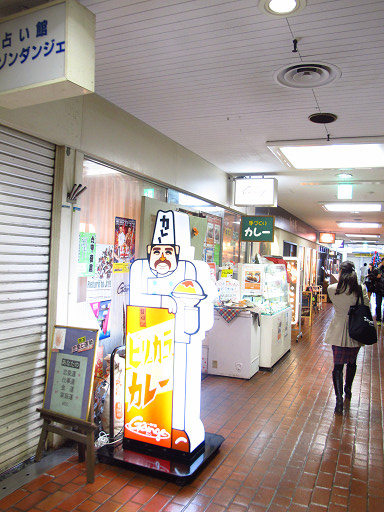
[348,286,377,345]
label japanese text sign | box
[241,216,274,242]
[43,325,99,421]
[0,0,95,108]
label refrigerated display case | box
[238,263,292,369]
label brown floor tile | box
[1,305,383,512]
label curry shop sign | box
[241,216,275,242]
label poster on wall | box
[78,232,96,277]
[43,326,99,420]
[90,300,111,340]
[204,214,222,266]
[86,244,113,303]
[113,217,136,273]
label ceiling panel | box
[1,0,384,244]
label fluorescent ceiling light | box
[336,172,353,178]
[345,234,380,238]
[322,203,382,212]
[272,143,384,169]
[337,184,352,200]
[338,222,382,229]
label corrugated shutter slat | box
[0,124,54,475]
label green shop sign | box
[241,216,274,242]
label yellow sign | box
[125,306,175,449]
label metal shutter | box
[0,125,55,475]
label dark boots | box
[344,362,357,400]
[332,369,344,414]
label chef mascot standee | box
[124,210,215,456]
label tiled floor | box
[1,303,383,511]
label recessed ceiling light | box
[338,222,382,229]
[269,143,384,170]
[336,172,353,179]
[346,234,380,238]
[337,184,352,200]
[322,203,382,212]
[258,0,306,17]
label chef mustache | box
[154,258,172,269]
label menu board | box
[43,326,99,421]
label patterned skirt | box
[332,345,360,365]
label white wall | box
[0,93,232,209]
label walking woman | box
[324,261,370,414]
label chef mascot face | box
[147,243,179,276]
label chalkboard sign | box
[43,326,99,421]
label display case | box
[238,263,292,369]
[238,263,290,314]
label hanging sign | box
[241,216,274,242]
[0,0,95,109]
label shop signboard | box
[125,210,216,454]
[241,216,274,242]
[0,0,95,108]
[43,326,99,420]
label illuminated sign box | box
[234,178,278,206]
[319,232,336,244]
[0,0,95,109]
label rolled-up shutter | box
[0,125,55,474]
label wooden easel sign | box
[43,325,99,421]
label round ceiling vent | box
[274,62,341,88]
[309,113,338,124]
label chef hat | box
[152,210,176,245]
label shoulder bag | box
[348,286,377,345]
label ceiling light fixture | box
[258,0,306,17]
[346,234,380,239]
[336,172,353,179]
[337,184,352,200]
[337,222,382,229]
[267,141,384,170]
[322,203,382,212]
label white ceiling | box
[2,0,384,247]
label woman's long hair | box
[335,260,360,295]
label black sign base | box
[97,432,224,485]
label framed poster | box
[43,326,99,421]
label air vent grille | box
[274,62,342,88]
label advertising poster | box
[113,217,136,272]
[43,326,99,421]
[124,306,175,449]
[90,299,111,340]
[244,270,262,291]
[204,214,222,266]
[78,232,96,277]
[86,244,113,303]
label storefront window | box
[77,159,167,362]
